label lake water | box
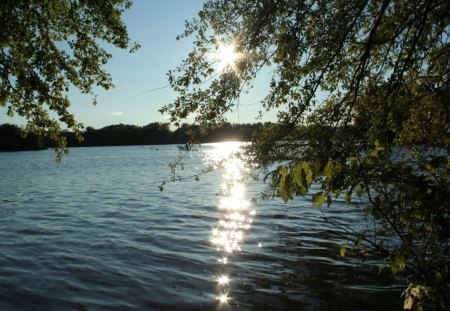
[0,144,402,310]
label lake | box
[0,143,402,310]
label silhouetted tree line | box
[0,124,47,151]
[0,122,272,151]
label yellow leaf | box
[404,295,413,310]
[340,247,346,257]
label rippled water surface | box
[0,144,402,310]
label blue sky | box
[2,0,278,129]
[71,0,209,128]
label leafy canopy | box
[0,0,138,155]
[163,0,449,309]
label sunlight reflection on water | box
[0,145,404,310]
[204,142,256,306]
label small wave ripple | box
[0,145,401,310]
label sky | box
[2,0,277,129]
[71,0,209,128]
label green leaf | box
[391,254,406,274]
[374,140,385,151]
[313,191,326,208]
[303,162,313,185]
[293,162,313,196]
[424,163,436,174]
[378,240,384,251]
[345,191,351,205]
[279,166,288,178]
[370,149,378,158]
[278,166,291,203]
[293,164,303,188]
[327,195,332,206]
[346,156,358,163]
[356,187,365,197]
[324,160,333,177]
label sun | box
[216,42,240,70]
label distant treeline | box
[0,124,48,151]
[0,122,271,151]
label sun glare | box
[217,275,230,286]
[207,142,242,162]
[216,43,240,70]
[218,293,230,304]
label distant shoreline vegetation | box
[0,122,272,152]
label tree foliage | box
[0,0,138,154]
[163,0,450,309]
